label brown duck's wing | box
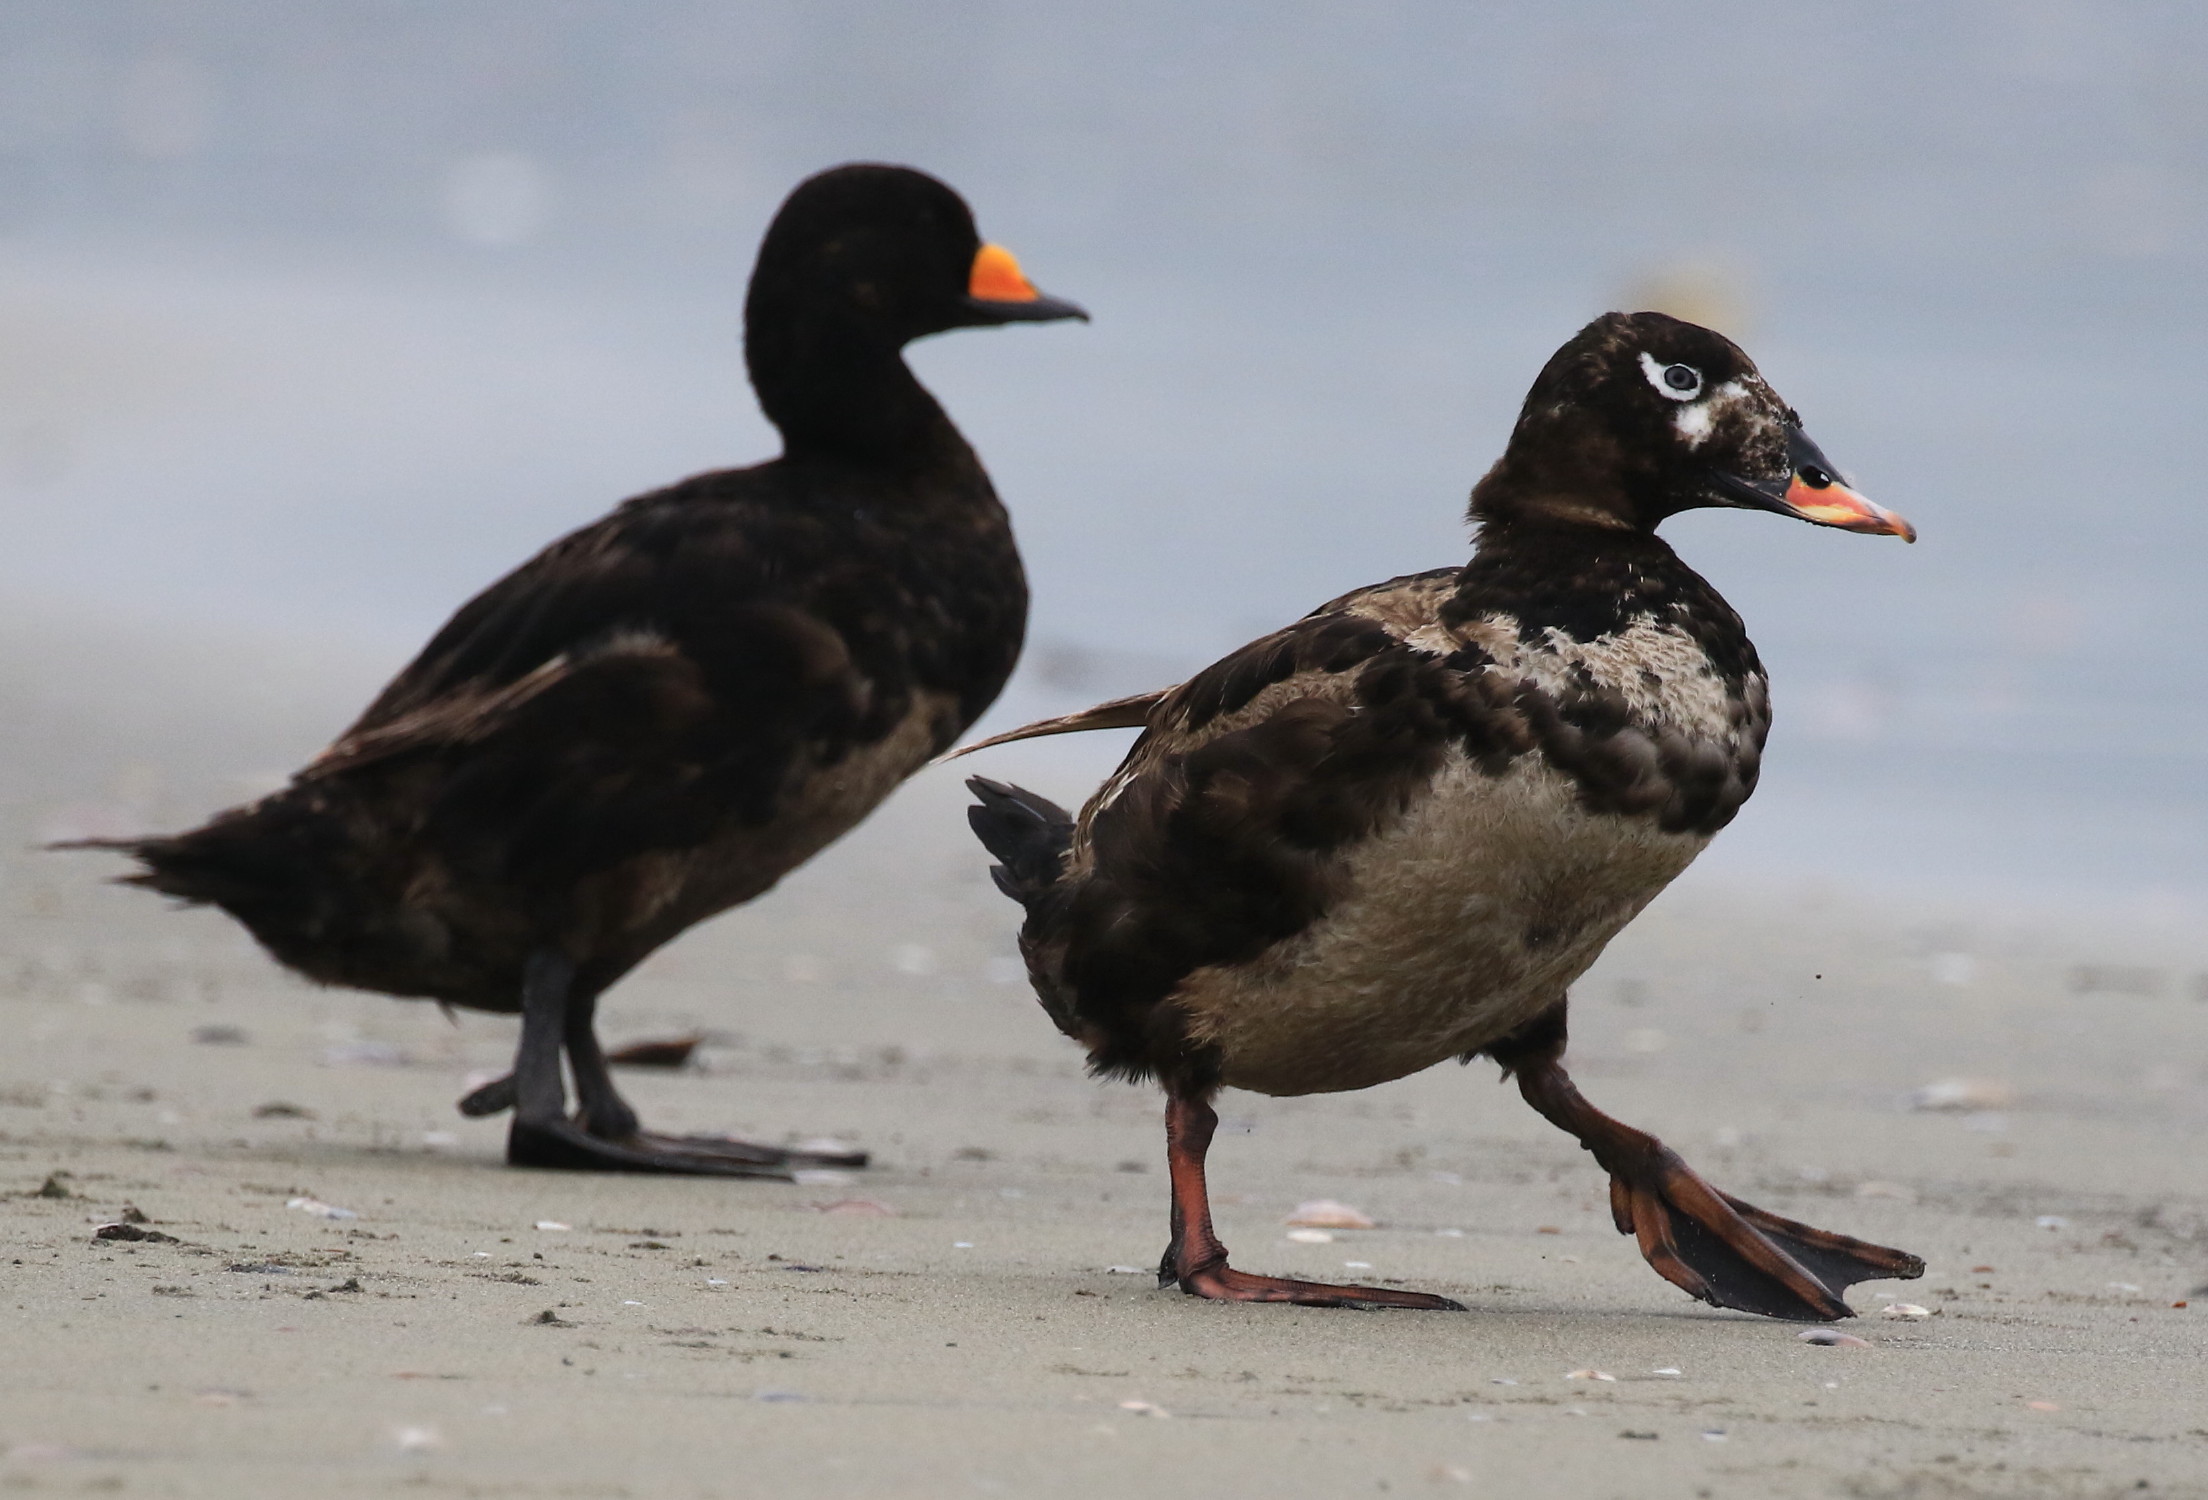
[1037,574,1538,1084]
[943,689,1171,759]
[949,568,1473,764]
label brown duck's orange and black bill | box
[1713,426,1916,541]
[965,243,1089,323]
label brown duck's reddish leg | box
[1490,1006,1923,1321]
[1156,1093,1464,1311]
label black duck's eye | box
[1798,464,1833,490]
[1664,364,1699,392]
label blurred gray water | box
[1,2,2202,921]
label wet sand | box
[3,621,2205,1499]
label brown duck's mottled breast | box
[1176,748,1708,1097]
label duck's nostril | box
[1797,465,1833,490]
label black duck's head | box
[1471,311,1914,542]
[746,163,1086,352]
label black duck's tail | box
[53,794,349,959]
[965,776,1072,911]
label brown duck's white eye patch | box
[1638,352,1702,402]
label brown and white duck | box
[66,163,1085,1176]
[964,311,1923,1320]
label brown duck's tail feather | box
[964,776,1072,911]
[941,688,1167,760]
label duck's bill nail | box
[1776,472,1916,541]
[965,243,1089,323]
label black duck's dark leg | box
[559,991,867,1172]
[500,951,775,1175]
[1155,1092,1464,1311]
[1488,1003,1923,1321]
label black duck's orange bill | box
[970,243,1039,301]
[965,244,1088,323]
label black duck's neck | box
[746,314,973,474]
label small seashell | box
[2035,1215,2070,1230]
[1116,1399,1170,1418]
[324,1041,409,1067]
[1651,1367,1683,1376]
[1564,1368,1616,1381]
[1796,1330,1871,1347]
[1286,1199,1375,1229]
[1879,1303,1933,1320]
[1853,1181,1915,1202]
[390,1425,443,1452]
[794,1137,861,1157]
[287,1196,359,1221]
[1342,1260,1373,1270]
[534,1220,571,1232]
[1908,1077,2013,1112]
[1286,1228,1335,1245]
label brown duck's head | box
[745,163,1087,351]
[1469,311,1914,542]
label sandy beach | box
[2,621,2205,1500]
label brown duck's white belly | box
[1172,749,1709,1097]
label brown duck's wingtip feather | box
[939,688,1171,761]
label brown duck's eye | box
[1637,351,1703,401]
[1798,464,1833,489]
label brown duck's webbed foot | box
[1157,1094,1465,1312]
[1492,1009,1923,1322]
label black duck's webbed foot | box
[507,1117,802,1178]
[1157,1094,1465,1312]
[1494,1010,1923,1321]
[492,953,868,1177]
[457,1073,518,1117]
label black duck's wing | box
[304,473,930,881]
